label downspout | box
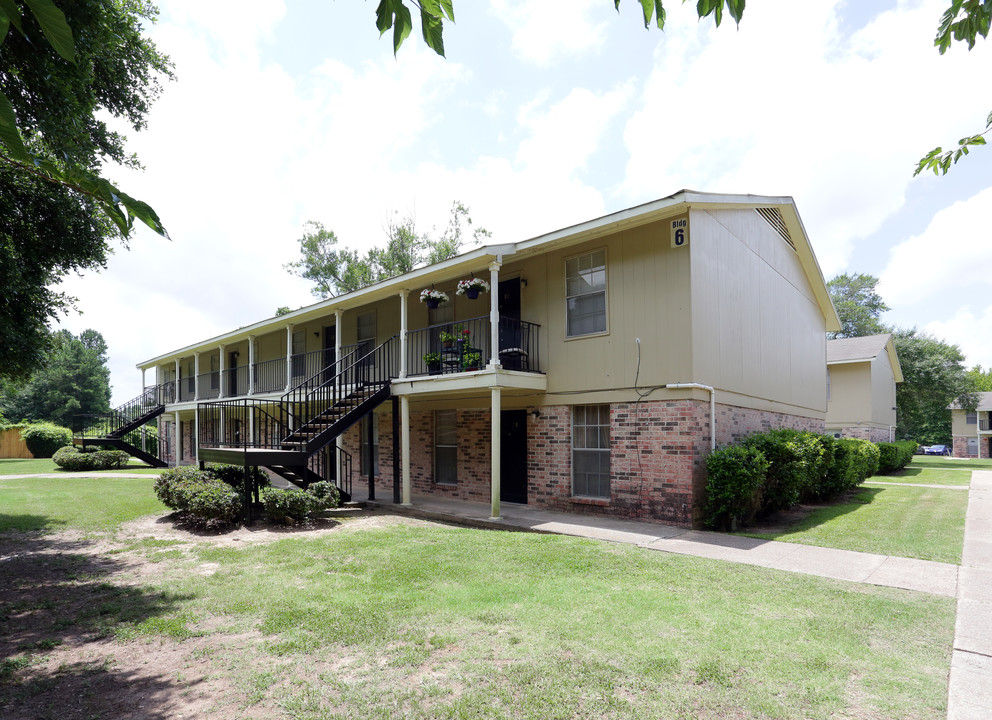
[665,383,716,451]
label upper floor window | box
[966,411,977,424]
[566,250,607,337]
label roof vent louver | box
[755,207,796,251]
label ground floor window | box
[434,410,457,484]
[572,404,610,498]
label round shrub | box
[52,445,130,471]
[704,445,769,530]
[205,463,270,491]
[154,466,214,510]
[261,487,325,523]
[154,465,242,526]
[307,480,341,510]
[20,423,73,458]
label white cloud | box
[923,305,992,370]
[619,0,992,277]
[878,185,992,308]
[489,0,608,65]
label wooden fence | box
[0,428,33,459]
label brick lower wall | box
[345,399,823,529]
[826,426,893,443]
[954,434,990,458]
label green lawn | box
[867,466,972,486]
[0,476,167,532]
[0,457,160,476]
[115,523,954,719]
[741,485,968,563]
[911,455,992,470]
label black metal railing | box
[178,375,196,402]
[981,418,990,432]
[405,316,540,376]
[253,356,286,393]
[198,371,220,400]
[73,382,174,440]
[197,398,290,450]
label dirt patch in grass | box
[0,511,443,720]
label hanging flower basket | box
[420,288,449,309]
[456,277,490,300]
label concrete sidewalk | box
[366,493,959,598]
[948,469,992,720]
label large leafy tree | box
[287,202,489,297]
[891,328,972,445]
[0,0,172,380]
[966,365,992,392]
[827,273,890,340]
[0,329,112,427]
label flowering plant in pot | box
[423,352,442,375]
[456,277,490,299]
[462,351,482,370]
[419,288,449,308]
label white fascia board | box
[884,337,905,383]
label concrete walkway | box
[0,472,158,480]
[948,469,992,720]
[365,493,959,597]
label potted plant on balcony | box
[456,277,490,300]
[423,352,442,375]
[439,329,457,348]
[462,351,482,371]
[420,288,449,310]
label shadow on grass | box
[0,530,194,718]
[0,513,67,533]
[737,487,884,539]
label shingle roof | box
[826,334,892,363]
[949,391,992,411]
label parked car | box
[924,444,951,456]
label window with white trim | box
[434,410,457,485]
[565,250,607,337]
[966,411,977,424]
[572,404,611,498]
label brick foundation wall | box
[342,399,823,529]
[952,435,990,458]
[826,426,893,443]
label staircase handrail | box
[72,381,174,439]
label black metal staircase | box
[198,337,398,502]
[73,382,174,467]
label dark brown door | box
[500,409,528,504]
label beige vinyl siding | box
[255,330,285,364]
[826,363,871,427]
[538,218,692,395]
[951,409,975,436]
[870,351,898,427]
[689,209,827,414]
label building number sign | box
[671,218,688,248]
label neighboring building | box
[105,191,840,528]
[949,392,992,458]
[825,334,903,443]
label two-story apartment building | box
[825,334,902,443]
[949,392,992,458]
[122,190,840,527]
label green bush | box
[184,482,243,524]
[261,487,326,523]
[307,480,341,509]
[704,445,769,530]
[741,429,826,514]
[820,438,876,497]
[20,423,73,458]
[205,463,270,491]
[52,445,130,470]
[154,466,242,525]
[876,441,916,474]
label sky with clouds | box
[54,0,992,405]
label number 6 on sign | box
[671,218,688,248]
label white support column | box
[193,352,201,401]
[218,345,227,399]
[488,260,501,369]
[490,385,502,520]
[248,335,256,395]
[173,410,181,466]
[285,325,294,391]
[141,367,146,392]
[174,359,181,398]
[401,395,411,506]
[399,290,409,379]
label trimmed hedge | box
[704,431,893,529]
[704,445,769,531]
[876,440,917,474]
[205,463,270,491]
[261,481,340,523]
[154,466,242,526]
[20,423,73,458]
[52,445,131,471]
